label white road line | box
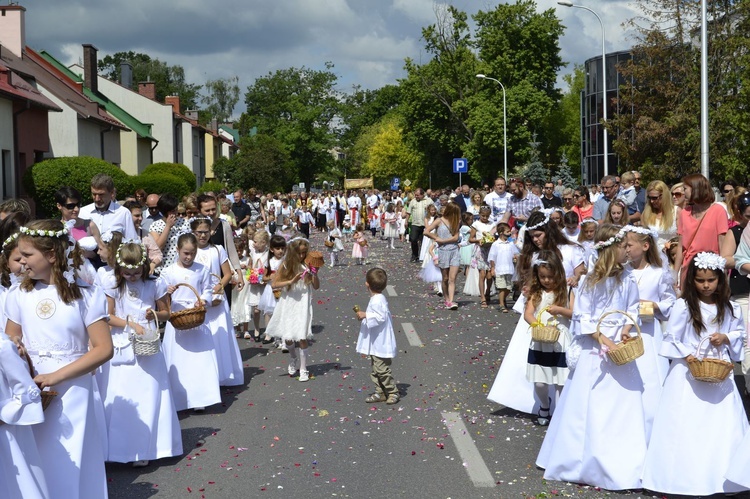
[441,411,495,488]
[385,285,397,297]
[400,322,424,347]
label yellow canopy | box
[344,178,374,189]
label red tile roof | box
[0,62,61,111]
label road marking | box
[401,322,423,347]
[441,411,495,488]
[385,285,397,297]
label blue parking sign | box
[390,177,400,190]
[453,158,468,174]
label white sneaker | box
[299,370,309,382]
[281,344,289,353]
[288,358,297,376]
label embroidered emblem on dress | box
[35,299,56,319]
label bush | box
[133,173,193,201]
[198,180,227,195]
[142,162,196,192]
[23,156,135,217]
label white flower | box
[693,252,725,271]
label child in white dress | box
[5,220,112,498]
[578,219,597,267]
[355,268,399,405]
[642,252,748,496]
[0,336,48,499]
[266,237,320,382]
[522,251,572,425]
[622,225,676,439]
[160,233,221,411]
[383,203,399,249]
[231,235,252,338]
[245,230,269,342]
[259,235,286,345]
[351,223,368,265]
[192,218,244,387]
[102,241,182,467]
[536,224,646,491]
[419,239,443,290]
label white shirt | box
[366,194,379,209]
[487,239,518,275]
[355,293,397,358]
[79,200,138,241]
[348,196,362,209]
[483,191,510,223]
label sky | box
[19,0,643,116]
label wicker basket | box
[358,239,368,247]
[530,307,560,344]
[305,251,325,269]
[687,336,734,383]
[273,288,282,299]
[596,310,643,366]
[324,240,334,248]
[168,283,206,330]
[129,316,161,357]
[23,353,57,411]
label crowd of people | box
[2,169,750,497]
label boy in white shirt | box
[488,223,519,313]
[354,268,399,405]
[616,171,638,215]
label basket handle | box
[532,307,556,327]
[694,335,724,361]
[167,282,203,316]
[595,309,641,345]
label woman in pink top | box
[676,173,728,287]
[571,185,594,224]
[55,186,101,258]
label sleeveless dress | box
[526,291,570,386]
[266,264,314,342]
[101,279,183,462]
[5,283,109,498]
[258,257,282,315]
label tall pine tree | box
[521,133,549,186]
[552,153,577,188]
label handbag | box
[565,336,583,370]
[111,317,136,366]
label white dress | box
[195,245,244,387]
[642,299,748,495]
[536,272,648,491]
[526,291,571,385]
[231,256,252,326]
[258,257,282,315]
[383,212,399,239]
[159,263,222,410]
[5,283,109,498]
[266,264,314,342]
[245,247,268,307]
[419,217,435,261]
[101,279,183,463]
[0,336,48,499]
[419,242,442,283]
[628,263,675,439]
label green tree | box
[201,76,241,123]
[212,134,293,192]
[238,63,340,186]
[352,114,426,189]
[521,134,549,186]
[98,51,201,110]
[548,65,585,172]
[552,153,578,188]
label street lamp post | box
[557,0,609,178]
[476,74,507,182]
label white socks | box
[298,348,308,372]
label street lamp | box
[557,0,609,178]
[476,74,507,182]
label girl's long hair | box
[114,242,150,292]
[578,220,596,243]
[640,180,674,231]
[266,235,287,275]
[518,211,571,280]
[682,255,734,335]
[104,231,123,268]
[585,224,624,288]
[277,238,310,287]
[442,202,461,235]
[626,231,662,268]
[19,219,83,304]
[604,199,630,225]
[528,250,568,310]
[0,211,30,288]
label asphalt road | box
[106,230,750,499]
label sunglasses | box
[563,197,573,201]
[63,202,80,210]
[723,189,733,194]
[671,192,684,198]
[647,195,660,201]
[147,206,159,211]
[177,212,187,216]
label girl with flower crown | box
[622,225,676,439]
[642,252,748,496]
[4,220,113,498]
[488,209,585,416]
[99,241,182,468]
[536,223,647,491]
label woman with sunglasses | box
[561,188,575,213]
[641,180,677,248]
[670,183,686,209]
[54,186,101,259]
[722,191,750,395]
[571,185,593,224]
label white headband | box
[693,252,726,271]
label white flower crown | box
[593,233,623,251]
[619,224,658,240]
[17,226,76,283]
[581,218,599,226]
[693,252,725,271]
[526,210,552,231]
[116,241,147,270]
[19,226,69,239]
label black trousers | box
[409,224,425,259]
[299,222,310,238]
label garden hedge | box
[197,180,226,194]
[132,173,193,201]
[141,162,196,192]
[23,156,135,217]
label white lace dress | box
[266,264,314,342]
